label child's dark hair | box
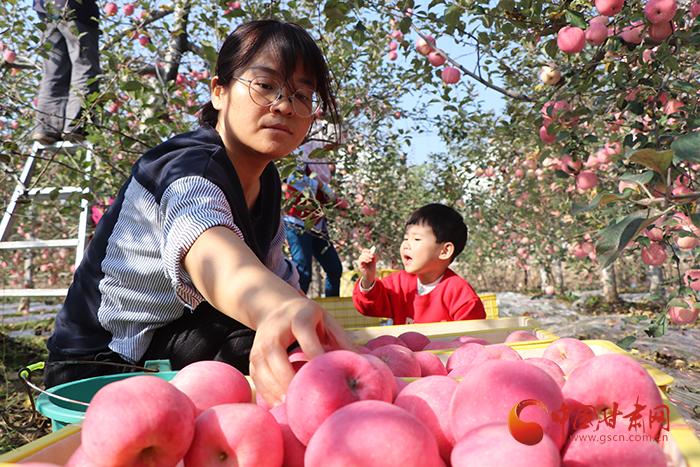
[199,20,339,139]
[406,203,469,262]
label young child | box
[353,203,485,324]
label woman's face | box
[212,48,315,162]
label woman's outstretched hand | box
[249,296,353,406]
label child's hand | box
[358,246,377,288]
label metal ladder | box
[0,140,93,299]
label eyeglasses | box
[233,76,320,118]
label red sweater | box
[352,269,486,324]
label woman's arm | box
[183,225,351,405]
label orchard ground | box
[0,290,697,453]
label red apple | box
[441,66,460,84]
[362,353,399,401]
[387,50,398,61]
[3,49,16,64]
[676,235,698,250]
[563,353,665,439]
[542,338,595,376]
[563,422,666,466]
[104,2,118,16]
[685,269,700,291]
[123,3,135,15]
[427,51,446,66]
[451,423,561,467]
[668,300,699,325]
[184,403,283,466]
[414,350,448,376]
[398,331,430,351]
[370,344,422,377]
[269,403,306,467]
[557,26,585,53]
[286,350,392,445]
[395,376,458,462]
[446,342,485,372]
[649,21,673,41]
[415,35,435,55]
[595,0,625,16]
[641,242,667,266]
[524,357,566,388]
[449,360,568,449]
[139,35,151,46]
[620,22,645,44]
[504,330,539,343]
[692,1,700,17]
[586,21,609,45]
[576,171,598,191]
[170,360,252,416]
[304,400,443,467]
[664,98,684,115]
[469,344,523,366]
[81,376,196,467]
[539,125,556,144]
[645,0,677,23]
[423,339,462,350]
[365,334,406,350]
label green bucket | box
[26,360,176,431]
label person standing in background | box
[284,142,347,296]
[31,0,100,145]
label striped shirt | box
[48,126,299,362]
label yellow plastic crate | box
[479,293,498,319]
[315,293,498,329]
[346,316,554,346]
[313,296,385,328]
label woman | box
[45,20,351,405]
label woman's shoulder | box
[134,126,232,193]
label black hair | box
[199,20,339,141]
[406,203,469,262]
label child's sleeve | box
[450,296,486,321]
[352,278,393,319]
[448,280,486,321]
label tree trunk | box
[17,249,34,315]
[539,265,552,292]
[554,258,565,292]
[647,265,665,300]
[600,263,619,304]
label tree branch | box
[412,26,534,102]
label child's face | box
[400,223,447,276]
[213,47,315,161]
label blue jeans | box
[285,223,342,296]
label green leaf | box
[571,192,628,215]
[122,80,143,92]
[644,312,667,338]
[596,211,660,268]
[565,10,588,29]
[627,101,645,115]
[671,132,700,163]
[616,335,637,350]
[444,4,462,29]
[619,171,655,185]
[666,298,690,309]
[543,38,558,59]
[628,149,674,175]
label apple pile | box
[57,333,670,466]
